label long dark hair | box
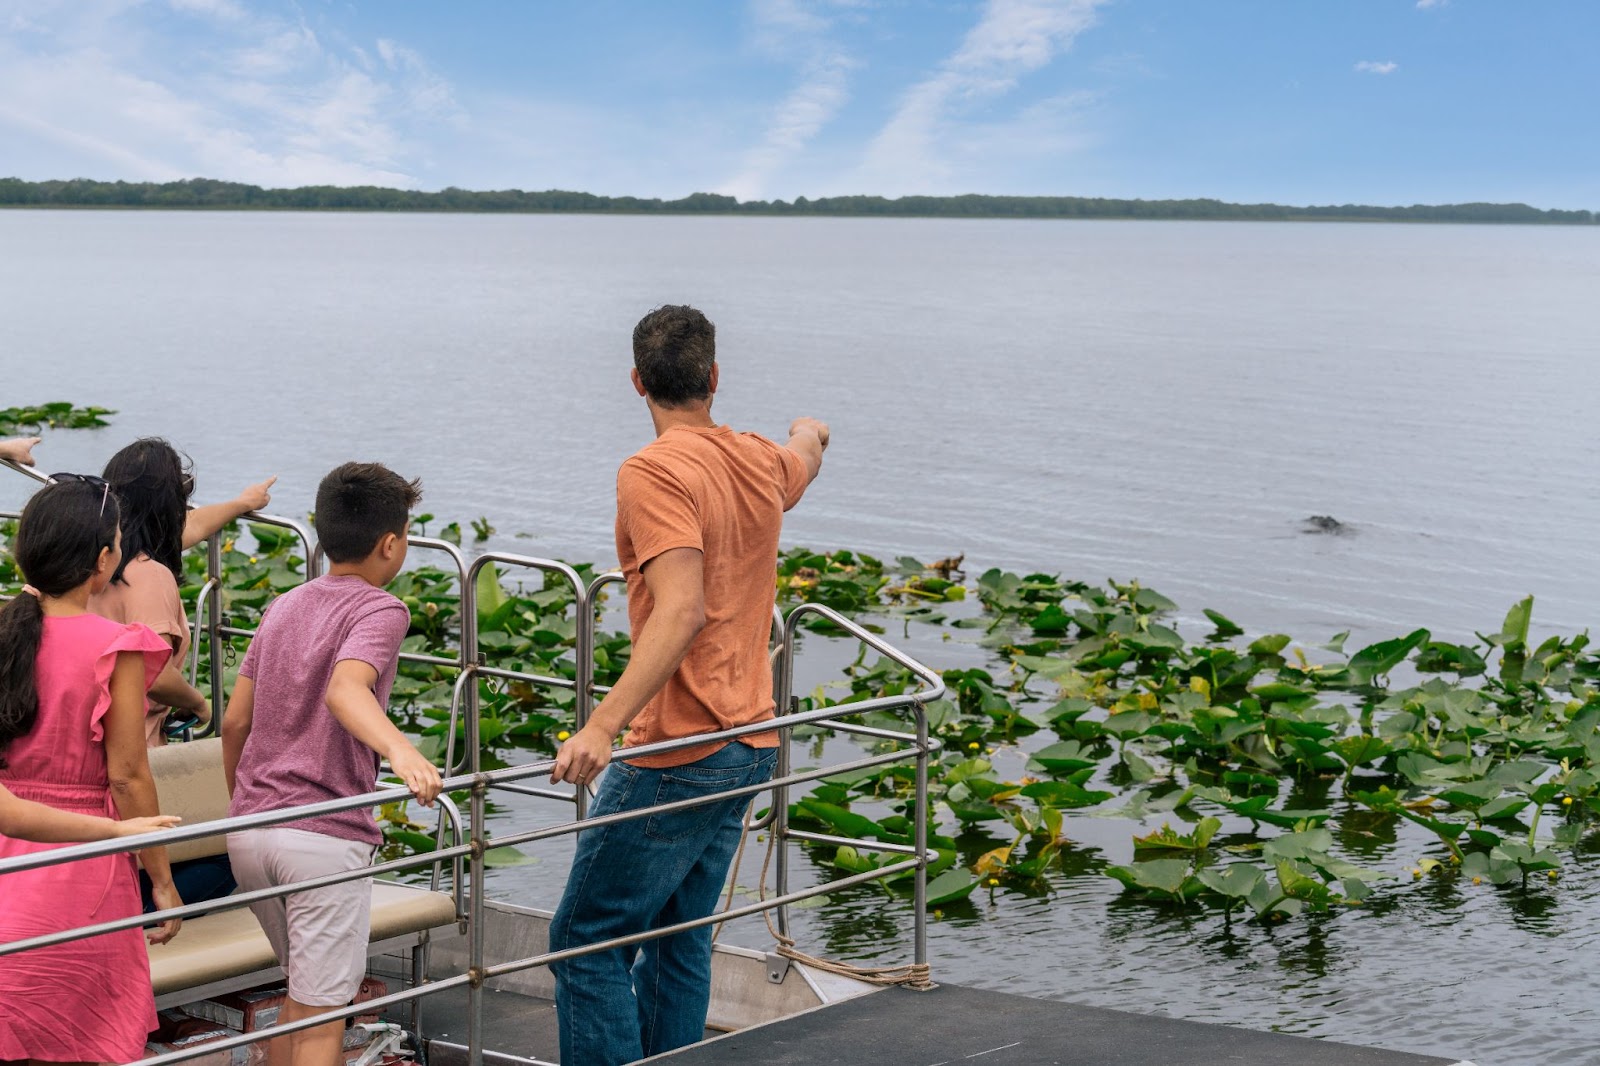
[103,437,192,583]
[0,480,122,766]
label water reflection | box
[1334,805,1399,858]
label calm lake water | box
[3,211,1598,1065]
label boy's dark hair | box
[314,463,422,564]
[632,305,716,408]
[0,480,122,766]
[103,437,193,583]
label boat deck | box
[416,983,1475,1066]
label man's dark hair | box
[632,305,716,408]
[314,462,423,563]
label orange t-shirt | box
[88,554,190,747]
[615,424,810,768]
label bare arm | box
[181,476,277,550]
[221,675,256,798]
[146,654,209,723]
[105,651,182,944]
[326,660,442,806]
[0,783,180,843]
[551,547,706,785]
[785,417,829,485]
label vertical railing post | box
[774,611,797,942]
[913,704,930,969]
[573,581,594,818]
[461,559,480,778]
[206,534,225,727]
[466,777,487,1066]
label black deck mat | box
[650,985,1470,1066]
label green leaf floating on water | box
[1348,628,1430,686]
[1194,786,1329,828]
[795,799,883,840]
[1107,858,1200,899]
[1332,734,1391,771]
[1020,780,1113,808]
[1202,609,1244,638]
[482,846,536,868]
[247,522,297,551]
[925,869,978,906]
[1248,633,1291,657]
[476,562,508,619]
[1027,740,1100,774]
[1196,863,1264,901]
[1133,816,1221,852]
[1437,778,1504,812]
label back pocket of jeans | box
[645,768,743,843]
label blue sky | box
[1,0,1595,208]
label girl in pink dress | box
[0,477,184,1065]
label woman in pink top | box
[89,439,210,745]
[0,476,183,1064]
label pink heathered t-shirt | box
[228,574,412,845]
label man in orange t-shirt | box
[549,304,827,1065]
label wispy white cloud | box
[1355,60,1399,75]
[1416,0,1447,9]
[720,0,860,201]
[168,0,248,22]
[0,2,462,187]
[855,0,1108,195]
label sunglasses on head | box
[49,472,112,516]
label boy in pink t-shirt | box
[223,462,441,1066]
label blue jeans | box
[550,741,778,1066]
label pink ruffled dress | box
[0,613,171,1064]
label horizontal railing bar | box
[1,692,929,878]
[785,830,921,856]
[490,782,578,804]
[785,602,947,701]
[486,746,918,851]
[0,841,471,958]
[475,664,578,691]
[400,652,468,670]
[0,778,461,876]
[468,551,585,591]
[484,857,923,979]
[827,720,923,744]
[0,458,51,484]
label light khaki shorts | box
[227,827,374,1007]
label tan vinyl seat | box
[149,738,233,864]
[145,739,459,1002]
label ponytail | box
[0,592,44,768]
[0,478,122,768]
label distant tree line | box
[0,177,1593,224]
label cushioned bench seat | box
[149,881,459,998]
[146,738,459,1006]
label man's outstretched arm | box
[551,547,706,785]
[785,417,829,484]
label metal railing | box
[0,611,943,1066]
[0,463,948,1066]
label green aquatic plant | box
[0,402,115,436]
[9,492,1600,932]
